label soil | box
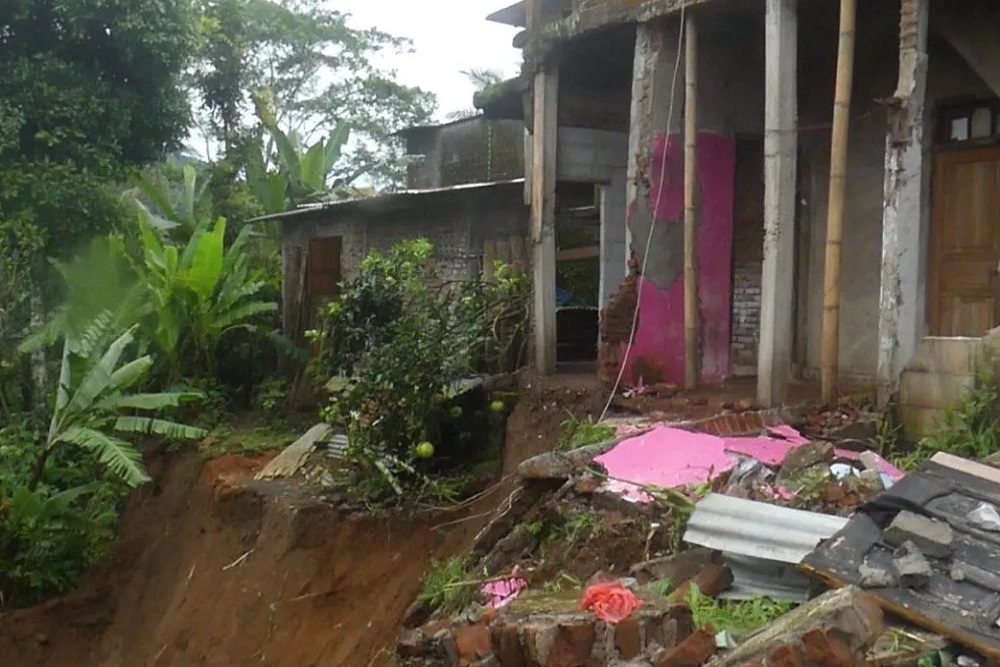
[0,393,566,667]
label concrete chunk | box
[892,541,932,589]
[883,511,953,558]
[858,563,896,590]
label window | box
[939,101,1000,145]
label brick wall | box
[730,137,765,376]
[404,117,526,190]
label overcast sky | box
[337,0,522,118]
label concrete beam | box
[877,0,930,406]
[531,64,559,375]
[933,0,1000,99]
[758,0,798,407]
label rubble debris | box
[802,455,1000,659]
[858,563,895,590]
[781,442,836,473]
[891,542,932,589]
[490,592,694,667]
[471,485,550,558]
[883,511,953,559]
[254,423,332,480]
[580,581,645,624]
[483,568,529,610]
[967,503,1000,533]
[672,564,734,601]
[704,587,885,667]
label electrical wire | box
[598,6,688,423]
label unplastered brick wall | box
[730,137,765,376]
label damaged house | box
[475,0,1000,436]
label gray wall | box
[404,118,525,190]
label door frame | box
[928,145,1000,336]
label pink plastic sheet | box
[594,424,905,502]
[481,574,528,609]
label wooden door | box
[306,236,343,329]
[930,147,1000,336]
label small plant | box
[870,413,902,457]
[253,378,288,414]
[559,413,615,451]
[685,584,793,637]
[418,556,479,614]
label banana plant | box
[134,214,278,378]
[33,323,205,490]
[126,164,212,240]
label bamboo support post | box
[684,11,700,390]
[820,0,856,403]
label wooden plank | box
[556,245,600,262]
[531,63,559,375]
[931,452,1000,486]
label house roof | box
[250,178,526,224]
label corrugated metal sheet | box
[683,493,849,564]
[720,553,815,603]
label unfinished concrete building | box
[479,0,1000,435]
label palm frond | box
[113,416,207,441]
[66,328,137,414]
[56,426,150,487]
[95,391,202,412]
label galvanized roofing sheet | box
[683,493,849,564]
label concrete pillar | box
[531,64,559,375]
[878,0,930,406]
[599,168,628,310]
[757,0,798,407]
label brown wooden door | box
[306,236,343,329]
[930,147,1000,336]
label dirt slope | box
[0,381,594,667]
[0,452,488,667]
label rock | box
[655,627,717,667]
[857,451,884,473]
[397,628,429,657]
[436,628,461,665]
[892,541,933,588]
[857,469,883,492]
[518,434,640,481]
[453,624,493,667]
[575,476,603,495]
[967,502,1000,532]
[703,587,884,667]
[883,511,953,558]
[858,563,895,589]
[950,564,966,582]
[781,441,835,472]
[403,598,434,629]
[470,484,547,557]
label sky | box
[336,0,522,119]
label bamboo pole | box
[684,11,700,390]
[820,0,856,403]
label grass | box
[418,556,479,613]
[558,413,615,451]
[199,418,307,459]
[686,583,794,637]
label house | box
[478,0,1000,433]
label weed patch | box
[418,556,479,614]
[686,584,793,637]
[559,413,615,451]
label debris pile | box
[395,416,1000,667]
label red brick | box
[768,645,805,667]
[802,629,858,667]
[674,563,733,601]
[548,621,598,667]
[422,618,453,637]
[453,624,493,667]
[655,627,717,667]
[491,621,525,667]
[615,617,642,659]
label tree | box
[446,69,508,121]
[191,0,437,189]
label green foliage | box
[685,584,793,637]
[311,240,525,500]
[254,378,289,414]
[190,0,436,188]
[559,413,615,451]
[895,368,1000,470]
[418,556,478,613]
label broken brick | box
[884,511,953,558]
[802,629,858,667]
[397,628,428,657]
[673,563,734,601]
[655,627,717,667]
[768,645,805,667]
[491,621,525,667]
[453,624,493,667]
[616,618,642,660]
[781,441,835,472]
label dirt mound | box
[0,453,489,667]
[0,394,564,667]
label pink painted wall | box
[623,131,736,385]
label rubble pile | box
[395,416,1000,667]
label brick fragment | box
[768,645,804,667]
[616,618,642,660]
[884,511,953,558]
[453,624,493,667]
[655,627,717,667]
[802,629,858,667]
[673,563,733,601]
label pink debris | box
[768,424,811,445]
[723,437,797,466]
[594,426,737,503]
[481,570,528,609]
[833,449,905,482]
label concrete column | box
[757,0,798,407]
[878,0,930,406]
[599,169,629,311]
[531,64,559,375]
